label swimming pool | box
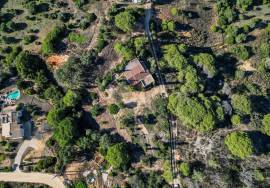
[7,90,20,100]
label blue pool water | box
[7,90,20,100]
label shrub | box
[41,24,66,55]
[0,153,6,162]
[162,160,173,183]
[193,53,216,78]
[114,41,134,60]
[230,45,250,60]
[231,114,241,126]
[73,180,87,188]
[225,131,254,159]
[168,93,224,132]
[108,104,120,115]
[231,94,251,115]
[106,143,130,169]
[68,32,87,44]
[115,11,135,32]
[91,104,104,117]
[179,162,190,176]
[23,35,36,44]
[262,114,270,136]
[235,33,247,43]
[253,170,265,182]
[170,7,178,16]
[63,90,80,107]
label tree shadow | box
[183,10,200,19]
[216,53,238,79]
[128,142,145,164]
[81,111,100,131]
[248,131,270,155]
[176,22,193,31]
[15,22,28,31]
[250,95,270,114]
[0,0,7,9]
[246,35,257,43]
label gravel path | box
[0,172,65,188]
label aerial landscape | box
[0,0,270,187]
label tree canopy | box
[115,11,135,32]
[63,90,81,107]
[262,114,270,136]
[231,94,252,115]
[106,142,130,169]
[193,53,217,78]
[225,131,254,159]
[168,93,225,132]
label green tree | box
[15,51,44,80]
[73,180,87,188]
[170,7,178,16]
[108,104,120,115]
[54,117,77,147]
[262,114,270,136]
[44,85,63,103]
[193,53,216,78]
[134,37,146,52]
[162,160,173,183]
[41,24,66,55]
[231,114,241,126]
[56,57,87,89]
[179,162,190,176]
[168,93,224,132]
[115,11,135,32]
[231,94,252,115]
[47,108,66,127]
[114,41,134,60]
[230,45,250,60]
[91,104,104,117]
[63,90,80,107]
[225,131,254,159]
[237,0,254,11]
[106,143,130,169]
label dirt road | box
[0,172,65,188]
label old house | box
[124,59,155,88]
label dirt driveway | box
[0,172,65,188]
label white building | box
[0,110,24,140]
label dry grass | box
[46,54,69,69]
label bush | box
[230,45,250,60]
[262,114,270,136]
[168,93,224,132]
[225,131,254,159]
[114,41,134,60]
[179,162,190,176]
[68,32,87,44]
[0,153,6,162]
[231,94,251,115]
[23,35,36,44]
[170,7,178,16]
[41,24,66,55]
[162,160,173,183]
[63,90,80,107]
[73,180,87,188]
[193,53,216,78]
[106,143,130,169]
[235,33,247,43]
[115,11,135,32]
[108,104,120,115]
[231,114,241,126]
[91,104,104,117]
